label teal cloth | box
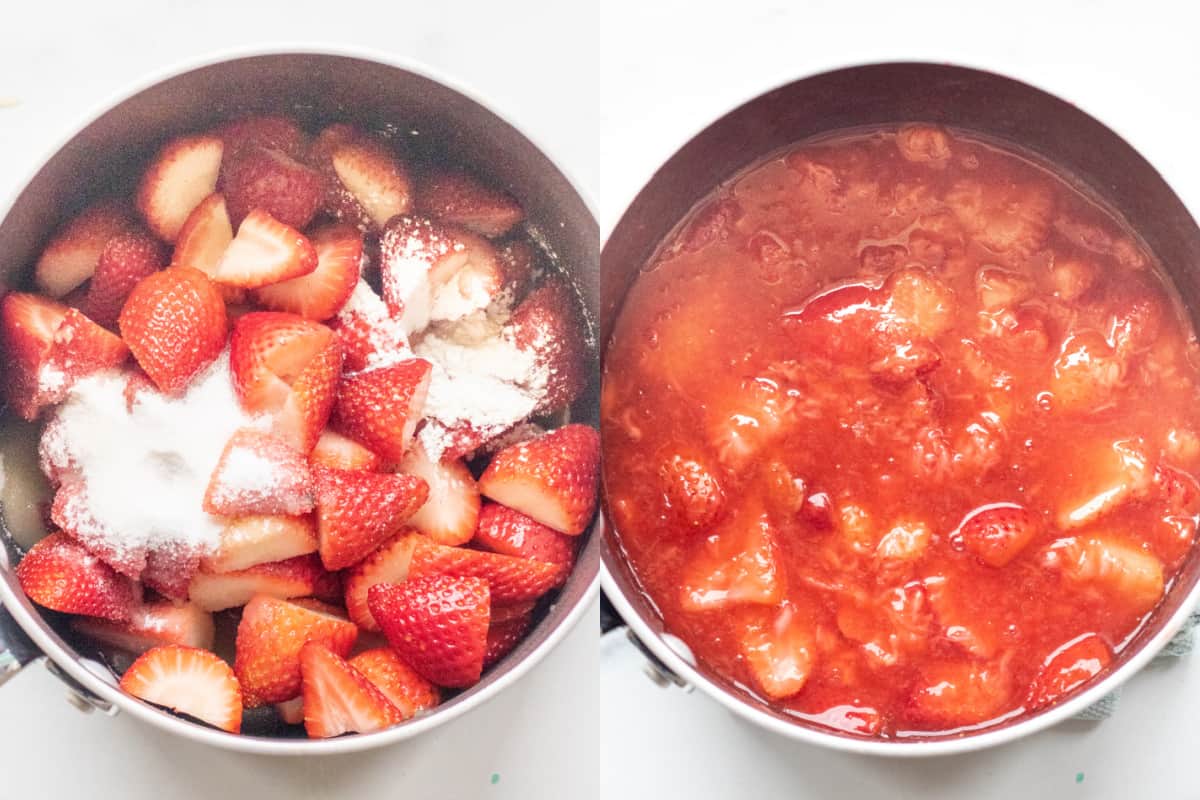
[1074,611,1200,720]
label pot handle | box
[601,592,689,690]
[0,605,41,687]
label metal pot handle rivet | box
[43,659,117,716]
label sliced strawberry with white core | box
[203,428,314,516]
[73,600,215,654]
[406,533,562,603]
[172,193,233,279]
[679,511,783,612]
[300,641,403,738]
[334,358,432,462]
[201,515,319,573]
[738,603,815,700]
[188,554,325,612]
[342,533,419,631]
[330,139,413,230]
[120,645,243,733]
[213,210,318,289]
[399,441,480,545]
[310,429,381,471]
[255,223,362,321]
[332,280,414,371]
[348,648,439,720]
[230,312,337,412]
[415,169,525,238]
[136,135,224,243]
[35,198,135,297]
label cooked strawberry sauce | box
[602,126,1200,737]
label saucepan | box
[0,47,600,756]
[599,61,1200,756]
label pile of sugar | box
[338,279,414,369]
[39,351,261,567]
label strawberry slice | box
[329,137,412,231]
[172,193,234,283]
[120,645,243,733]
[331,280,413,371]
[368,575,490,688]
[85,231,167,326]
[118,266,227,393]
[34,198,135,297]
[188,554,326,612]
[343,533,419,631]
[415,169,524,238]
[50,478,147,577]
[73,600,215,654]
[399,442,480,545]
[1049,330,1126,414]
[955,503,1040,568]
[407,534,563,603]
[16,531,136,621]
[478,424,600,536]
[659,452,727,530]
[505,277,589,414]
[484,613,533,669]
[473,503,575,582]
[348,647,439,720]
[221,145,324,228]
[300,641,403,737]
[136,135,225,242]
[679,511,783,612]
[255,223,362,321]
[215,114,308,161]
[334,358,432,462]
[737,603,815,700]
[212,210,318,289]
[142,544,202,601]
[1026,633,1112,710]
[274,333,342,453]
[275,695,305,726]
[310,429,381,471]
[203,428,315,516]
[200,515,319,574]
[313,466,429,570]
[908,661,1010,727]
[235,594,358,706]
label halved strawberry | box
[136,135,225,242]
[334,358,432,462]
[200,515,319,574]
[473,503,575,582]
[120,645,243,733]
[679,511,782,612]
[203,428,314,516]
[484,613,533,669]
[236,595,357,707]
[73,600,215,654]
[343,533,419,631]
[348,647,439,719]
[50,479,147,577]
[1026,633,1112,710]
[415,169,524,238]
[34,198,135,297]
[407,534,562,603]
[274,334,342,453]
[505,277,589,414]
[142,544,202,601]
[496,239,538,302]
[329,138,412,230]
[16,531,136,621]
[368,575,490,687]
[188,554,325,612]
[255,224,361,320]
[85,231,167,326]
[955,503,1039,568]
[908,661,1010,727]
[399,442,480,545]
[478,424,600,536]
[171,193,234,282]
[215,114,308,161]
[737,603,814,700]
[331,280,413,371]
[310,429,381,471]
[275,695,305,725]
[212,210,318,289]
[221,146,324,229]
[659,452,727,530]
[117,266,227,393]
[300,640,403,737]
[313,466,429,570]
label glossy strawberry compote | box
[602,126,1200,737]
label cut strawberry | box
[229,311,336,411]
[1055,438,1154,529]
[478,424,600,536]
[120,645,243,733]
[255,223,362,321]
[908,661,1010,727]
[300,641,403,737]
[200,514,319,573]
[1042,536,1164,613]
[235,594,358,706]
[85,231,167,326]
[1049,330,1126,414]
[737,603,815,700]
[473,503,575,582]
[331,280,413,371]
[343,533,419,631]
[659,452,727,530]
[313,466,429,570]
[50,478,147,577]
[221,145,324,229]
[73,600,215,654]
[136,135,225,242]
[329,137,412,231]
[117,266,227,393]
[215,114,308,161]
[484,613,533,669]
[275,695,305,726]
[212,210,318,289]
[505,277,589,414]
[348,647,439,720]
[34,198,135,297]
[203,428,314,516]
[496,239,538,302]
[399,442,480,545]
[955,503,1039,568]
[334,358,432,462]
[171,193,234,282]
[142,544,201,601]
[274,334,342,453]
[188,554,324,612]
[310,429,381,471]
[679,511,782,612]
[407,534,562,603]
[1026,633,1112,710]
[368,575,490,688]
[416,169,525,238]
[16,531,136,621]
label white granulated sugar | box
[39,350,263,568]
[208,444,279,504]
[37,363,66,394]
[379,228,440,335]
[339,280,415,369]
[430,264,497,323]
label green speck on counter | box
[1076,772,1085,784]
[491,773,501,785]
